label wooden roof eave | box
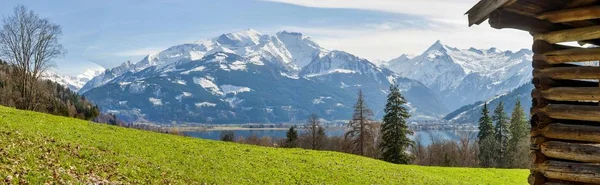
[466,0,517,26]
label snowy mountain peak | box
[76,68,105,81]
[468,47,484,55]
[274,31,327,68]
[216,29,263,47]
[425,40,447,52]
[389,54,410,63]
[487,47,500,54]
[276,30,304,37]
[386,40,533,110]
[42,68,105,92]
[80,29,333,93]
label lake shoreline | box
[172,126,349,132]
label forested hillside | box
[0,60,99,120]
[444,84,532,124]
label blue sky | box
[0,0,530,75]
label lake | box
[184,129,479,146]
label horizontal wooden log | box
[542,181,590,185]
[540,87,600,101]
[542,141,600,163]
[532,123,600,142]
[503,0,577,16]
[566,0,600,9]
[534,104,600,122]
[531,151,547,164]
[534,25,600,44]
[531,137,548,151]
[537,6,600,23]
[533,77,598,90]
[532,93,550,108]
[534,47,600,63]
[530,171,547,185]
[535,160,600,184]
[544,47,600,56]
[533,40,578,54]
[489,9,567,33]
[534,67,600,80]
[531,113,553,129]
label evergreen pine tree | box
[379,84,413,164]
[345,89,374,156]
[508,100,527,143]
[284,126,298,148]
[493,102,510,168]
[477,103,496,167]
[507,100,529,168]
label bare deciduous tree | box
[303,113,326,150]
[345,89,375,156]
[0,5,65,110]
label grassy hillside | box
[0,105,528,184]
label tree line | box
[222,84,414,164]
[478,100,530,168]
[222,85,531,169]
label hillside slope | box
[0,105,527,184]
[444,83,532,124]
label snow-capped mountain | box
[386,40,532,110]
[42,68,105,92]
[300,50,447,119]
[81,29,447,124]
[79,29,328,94]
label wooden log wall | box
[482,1,600,184]
[530,38,600,184]
[530,24,600,185]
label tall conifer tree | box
[493,102,510,168]
[508,100,529,168]
[379,84,413,164]
[284,126,298,148]
[477,103,495,167]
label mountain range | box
[77,29,447,124]
[385,40,532,111]
[46,29,533,125]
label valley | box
[47,30,532,126]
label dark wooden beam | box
[466,0,517,26]
[489,9,567,33]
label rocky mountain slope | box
[443,83,532,124]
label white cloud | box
[263,0,478,21]
[278,22,531,61]
[265,0,531,61]
[114,47,163,57]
